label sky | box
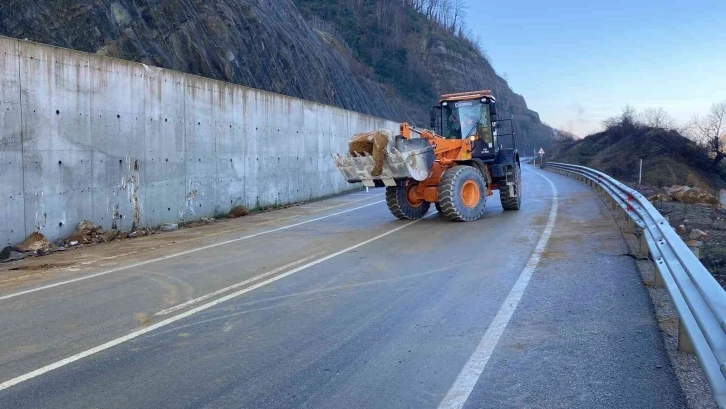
[464,0,726,136]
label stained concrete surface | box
[0,35,398,246]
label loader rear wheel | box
[500,163,522,211]
[386,184,430,220]
[435,202,443,213]
[438,166,487,222]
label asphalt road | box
[0,164,686,408]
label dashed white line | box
[438,166,558,409]
[0,217,425,391]
[0,199,384,302]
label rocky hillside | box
[0,0,553,152]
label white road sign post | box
[538,148,545,166]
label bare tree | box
[450,0,466,33]
[689,100,726,166]
[603,105,640,130]
[639,107,675,130]
[553,128,577,142]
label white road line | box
[0,217,426,391]
[0,199,384,302]
[154,253,324,316]
[438,167,558,409]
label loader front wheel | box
[500,163,522,211]
[386,184,430,220]
[438,166,487,222]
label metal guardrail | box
[543,162,726,408]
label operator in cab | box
[447,112,462,139]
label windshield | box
[442,100,490,141]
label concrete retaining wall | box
[0,36,399,246]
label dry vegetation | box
[550,104,726,279]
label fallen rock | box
[0,245,21,261]
[689,229,708,240]
[74,220,100,237]
[648,194,672,202]
[228,205,248,218]
[201,217,215,224]
[66,234,91,245]
[686,240,704,248]
[116,232,129,240]
[159,223,178,232]
[676,225,687,235]
[681,188,720,206]
[6,250,29,261]
[665,185,720,207]
[101,229,118,242]
[16,232,49,252]
[666,185,691,200]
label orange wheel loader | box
[333,90,521,222]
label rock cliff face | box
[0,0,552,151]
[423,39,552,154]
[0,0,403,119]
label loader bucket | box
[333,137,435,186]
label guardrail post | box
[638,230,649,257]
[626,216,635,233]
[653,265,664,287]
[678,320,695,354]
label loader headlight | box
[469,135,477,141]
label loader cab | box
[437,96,498,161]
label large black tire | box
[438,166,487,222]
[386,185,430,220]
[434,202,443,213]
[500,163,522,211]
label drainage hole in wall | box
[58,222,63,227]
[58,160,62,165]
[168,208,171,211]
[165,158,168,162]
[117,114,120,118]
[56,110,60,115]
[165,118,168,122]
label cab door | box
[471,103,497,161]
